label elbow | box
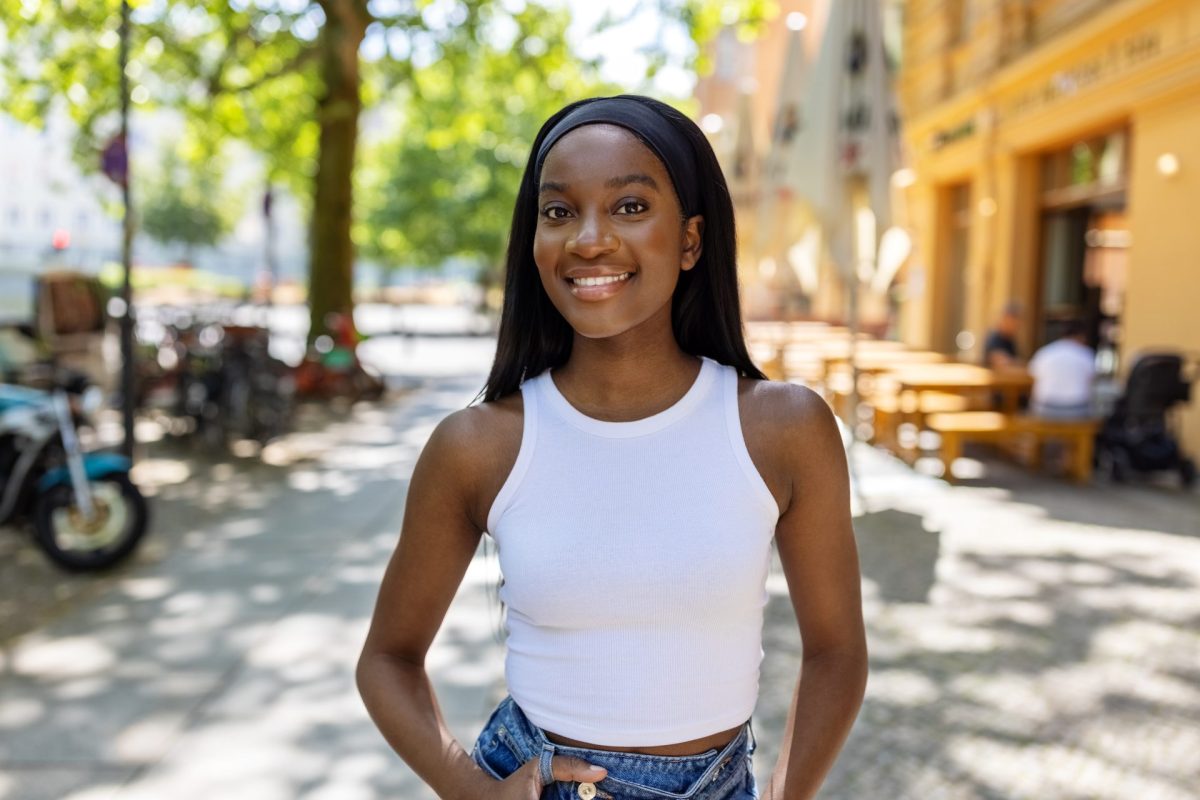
[355,646,392,705]
[355,646,425,705]
[355,650,378,708]
[803,639,868,703]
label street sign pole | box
[263,184,275,308]
[118,0,136,460]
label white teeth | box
[571,273,631,287]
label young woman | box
[357,95,866,800]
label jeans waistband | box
[490,695,756,794]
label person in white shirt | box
[1028,319,1097,418]
[357,95,865,800]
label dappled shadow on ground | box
[0,375,505,800]
[923,442,1199,538]
[855,509,940,604]
[810,445,1200,799]
[4,382,1199,800]
[0,388,415,645]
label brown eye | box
[541,206,571,220]
[616,200,647,215]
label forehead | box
[539,124,668,183]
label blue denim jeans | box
[471,696,758,800]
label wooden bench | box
[872,391,970,451]
[826,377,970,446]
[925,412,1101,483]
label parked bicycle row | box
[0,272,388,572]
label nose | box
[566,212,618,259]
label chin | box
[569,319,636,340]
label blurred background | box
[0,1,1198,799]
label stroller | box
[1096,352,1195,487]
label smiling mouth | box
[565,271,635,301]
[568,273,633,287]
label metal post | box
[263,184,275,306]
[118,0,136,460]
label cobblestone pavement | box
[797,447,1200,800]
[1,361,1198,799]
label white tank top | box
[486,356,780,746]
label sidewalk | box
[821,448,1200,799]
[0,369,504,800]
[1,360,1198,799]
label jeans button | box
[577,781,597,799]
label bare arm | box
[356,405,606,799]
[760,386,868,800]
[356,409,498,800]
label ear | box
[680,215,704,272]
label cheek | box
[532,232,567,302]
[532,229,558,277]
[636,226,685,275]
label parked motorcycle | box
[0,383,148,571]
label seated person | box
[1028,319,1096,418]
[983,302,1022,369]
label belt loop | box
[538,741,557,788]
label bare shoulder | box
[737,377,846,514]
[431,391,523,456]
[738,378,840,446]
[420,391,524,531]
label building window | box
[1041,128,1128,207]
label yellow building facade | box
[899,0,1200,455]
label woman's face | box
[533,124,703,341]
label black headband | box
[534,97,701,216]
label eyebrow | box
[606,173,660,191]
[537,173,661,195]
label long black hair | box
[480,95,765,402]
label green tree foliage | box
[1,0,772,343]
[357,4,616,286]
[140,147,235,264]
[0,0,320,187]
[2,0,463,342]
[359,0,774,288]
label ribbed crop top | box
[486,357,780,746]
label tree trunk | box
[307,1,367,345]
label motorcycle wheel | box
[33,474,150,572]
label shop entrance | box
[1036,129,1129,375]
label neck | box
[553,331,701,422]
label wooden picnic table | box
[794,338,908,371]
[746,321,843,347]
[886,364,1033,415]
[820,349,947,383]
[823,350,946,370]
[780,339,900,382]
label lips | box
[564,270,634,300]
[570,273,631,287]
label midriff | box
[543,723,744,756]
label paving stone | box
[2,367,1198,799]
